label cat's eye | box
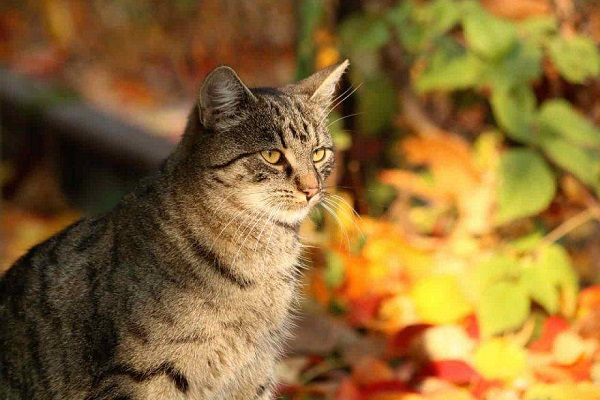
[312,148,327,163]
[261,150,282,164]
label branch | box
[538,208,599,249]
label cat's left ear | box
[198,66,257,130]
[287,60,349,109]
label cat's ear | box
[198,66,256,129]
[288,60,349,109]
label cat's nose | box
[302,187,320,201]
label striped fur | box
[0,61,348,399]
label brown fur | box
[0,61,348,399]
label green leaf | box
[414,0,461,39]
[538,100,600,150]
[297,0,325,79]
[463,4,518,60]
[471,255,517,298]
[366,181,397,217]
[521,257,559,314]
[478,280,530,337]
[385,1,412,31]
[539,134,600,191]
[324,251,345,288]
[340,14,390,54]
[496,149,556,224]
[415,52,483,92]
[516,16,558,45]
[483,41,543,91]
[538,244,579,316]
[385,2,426,53]
[548,35,600,83]
[508,231,543,252]
[328,111,352,151]
[357,75,397,135]
[491,86,537,144]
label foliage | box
[293,0,600,398]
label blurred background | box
[2,1,600,399]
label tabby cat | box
[0,60,349,399]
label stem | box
[538,208,598,249]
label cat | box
[0,60,349,399]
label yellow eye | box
[312,148,327,162]
[261,150,282,164]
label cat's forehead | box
[253,92,329,150]
[254,90,320,120]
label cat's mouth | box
[276,193,322,223]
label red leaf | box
[347,296,385,326]
[388,324,432,356]
[423,360,480,384]
[336,377,363,400]
[529,316,570,352]
[562,357,593,382]
[470,377,503,399]
[464,314,480,340]
[362,380,409,395]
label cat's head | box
[191,61,348,225]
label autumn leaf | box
[422,360,480,384]
[473,338,527,382]
[524,383,600,400]
[352,356,395,386]
[411,275,473,325]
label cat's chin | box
[272,205,312,226]
[275,195,324,225]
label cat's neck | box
[122,174,302,287]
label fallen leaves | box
[473,338,527,382]
[411,276,473,325]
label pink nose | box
[302,187,320,201]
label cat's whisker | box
[323,193,365,237]
[319,201,351,250]
[231,200,275,266]
[326,112,363,128]
[321,185,376,193]
[230,207,266,252]
[207,206,257,255]
[321,197,364,242]
[253,201,282,253]
[324,84,355,113]
[321,82,363,123]
[264,203,284,255]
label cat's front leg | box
[220,357,275,400]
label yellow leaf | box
[377,295,418,333]
[368,394,424,400]
[524,383,600,400]
[315,46,340,70]
[421,325,475,361]
[473,338,527,382]
[428,388,476,400]
[552,331,597,366]
[411,275,473,324]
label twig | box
[538,208,598,249]
[399,90,445,139]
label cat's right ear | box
[198,66,256,130]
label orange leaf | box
[352,357,395,386]
[423,360,480,384]
[482,0,550,20]
[529,316,569,352]
[578,285,600,319]
[335,377,362,400]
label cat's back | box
[0,215,114,399]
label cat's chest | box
[163,279,296,397]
